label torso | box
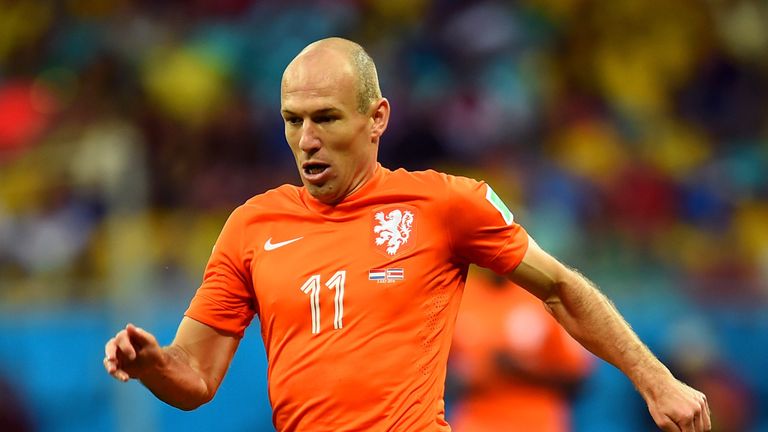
[187,165,529,431]
[248,167,460,431]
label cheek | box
[284,131,300,153]
[329,125,364,151]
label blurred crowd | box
[1,0,767,430]
[2,0,767,304]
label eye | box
[313,115,337,124]
[284,116,302,126]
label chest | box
[250,205,452,334]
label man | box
[104,37,711,431]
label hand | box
[103,323,164,382]
[647,379,711,432]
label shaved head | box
[280,38,390,204]
[283,38,382,113]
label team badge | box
[371,206,416,256]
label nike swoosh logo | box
[264,236,304,251]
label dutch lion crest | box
[373,209,414,255]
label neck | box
[349,158,378,193]
[318,159,379,206]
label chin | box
[306,184,340,204]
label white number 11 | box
[300,270,346,334]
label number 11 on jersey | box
[300,270,346,334]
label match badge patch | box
[371,205,417,256]
[369,268,405,284]
[485,185,513,225]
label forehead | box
[281,52,358,112]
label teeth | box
[305,165,327,175]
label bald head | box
[283,38,382,113]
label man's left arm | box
[507,236,711,432]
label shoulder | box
[386,168,488,203]
[378,168,491,221]
[242,184,301,209]
[226,183,302,222]
[386,167,484,192]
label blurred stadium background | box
[1,0,767,431]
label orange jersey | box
[185,164,529,431]
[450,271,593,432]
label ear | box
[370,98,390,141]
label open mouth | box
[301,161,332,184]
[303,162,330,176]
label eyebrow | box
[281,107,343,116]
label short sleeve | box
[185,206,256,338]
[445,175,529,274]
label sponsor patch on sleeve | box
[485,185,513,225]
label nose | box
[298,121,321,153]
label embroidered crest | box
[373,209,414,255]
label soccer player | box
[104,37,711,432]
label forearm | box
[509,241,711,430]
[137,345,212,411]
[545,269,674,399]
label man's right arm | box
[104,317,240,410]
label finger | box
[126,323,156,347]
[112,361,132,382]
[105,361,123,378]
[701,396,712,431]
[115,330,137,360]
[657,416,682,432]
[103,355,114,373]
[117,370,130,382]
[104,337,117,360]
[694,411,704,432]
[104,358,127,381]
[109,368,128,382]
[103,354,113,369]
[679,417,695,432]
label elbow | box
[157,386,215,411]
[174,393,214,411]
[542,267,593,322]
[543,266,579,304]
[177,402,205,412]
[176,403,201,412]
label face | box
[281,52,386,205]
